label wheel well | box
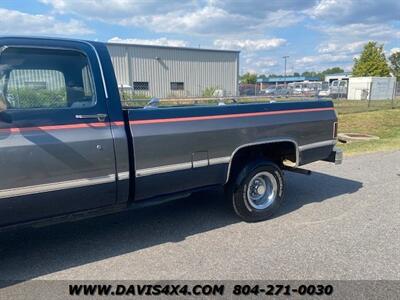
[226,141,297,183]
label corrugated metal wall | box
[8,69,65,91]
[107,44,239,98]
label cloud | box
[40,0,191,19]
[213,38,286,51]
[40,0,307,35]
[213,0,317,17]
[317,23,400,41]
[253,10,304,29]
[0,8,92,35]
[296,54,349,64]
[254,58,279,68]
[312,24,399,69]
[241,55,280,74]
[317,41,366,54]
[309,0,400,25]
[119,6,248,35]
[308,1,400,72]
[390,48,400,55]
[108,37,188,47]
[294,53,351,71]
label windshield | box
[322,82,329,90]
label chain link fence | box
[236,81,400,114]
[396,80,400,98]
[119,80,400,114]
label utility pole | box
[282,56,289,89]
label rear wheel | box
[227,160,284,222]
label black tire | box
[227,160,284,222]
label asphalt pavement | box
[0,151,399,282]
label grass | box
[333,99,400,114]
[337,108,400,155]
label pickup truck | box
[0,37,342,231]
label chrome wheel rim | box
[246,171,277,210]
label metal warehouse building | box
[107,43,239,98]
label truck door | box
[0,44,116,227]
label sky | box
[0,0,398,75]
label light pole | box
[282,56,289,89]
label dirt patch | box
[338,133,380,143]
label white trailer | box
[347,77,396,100]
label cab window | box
[0,47,95,110]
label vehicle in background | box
[274,86,290,97]
[291,85,303,95]
[330,80,348,99]
[239,84,258,96]
[318,82,330,97]
[262,87,276,96]
[0,36,342,231]
[288,82,322,96]
[262,85,290,97]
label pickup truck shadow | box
[0,171,362,286]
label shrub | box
[202,86,218,97]
[7,88,67,108]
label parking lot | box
[0,151,399,283]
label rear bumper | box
[323,146,343,165]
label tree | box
[301,71,316,77]
[352,42,390,77]
[240,72,257,84]
[389,51,400,80]
[322,67,344,75]
[257,74,267,80]
[301,71,323,80]
[300,68,344,81]
[261,67,345,81]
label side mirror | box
[144,97,160,109]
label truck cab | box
[0,37,130,226]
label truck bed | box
[124,100,337,200]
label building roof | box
[257,76,320,83]
[0,35,240,54]
[107,42,240,53]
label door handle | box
[75,114,108,122]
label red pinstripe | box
[130,107,335,125]
[0,122,109,134]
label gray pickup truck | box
[0,37,342,231]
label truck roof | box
[0,35,99,45]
